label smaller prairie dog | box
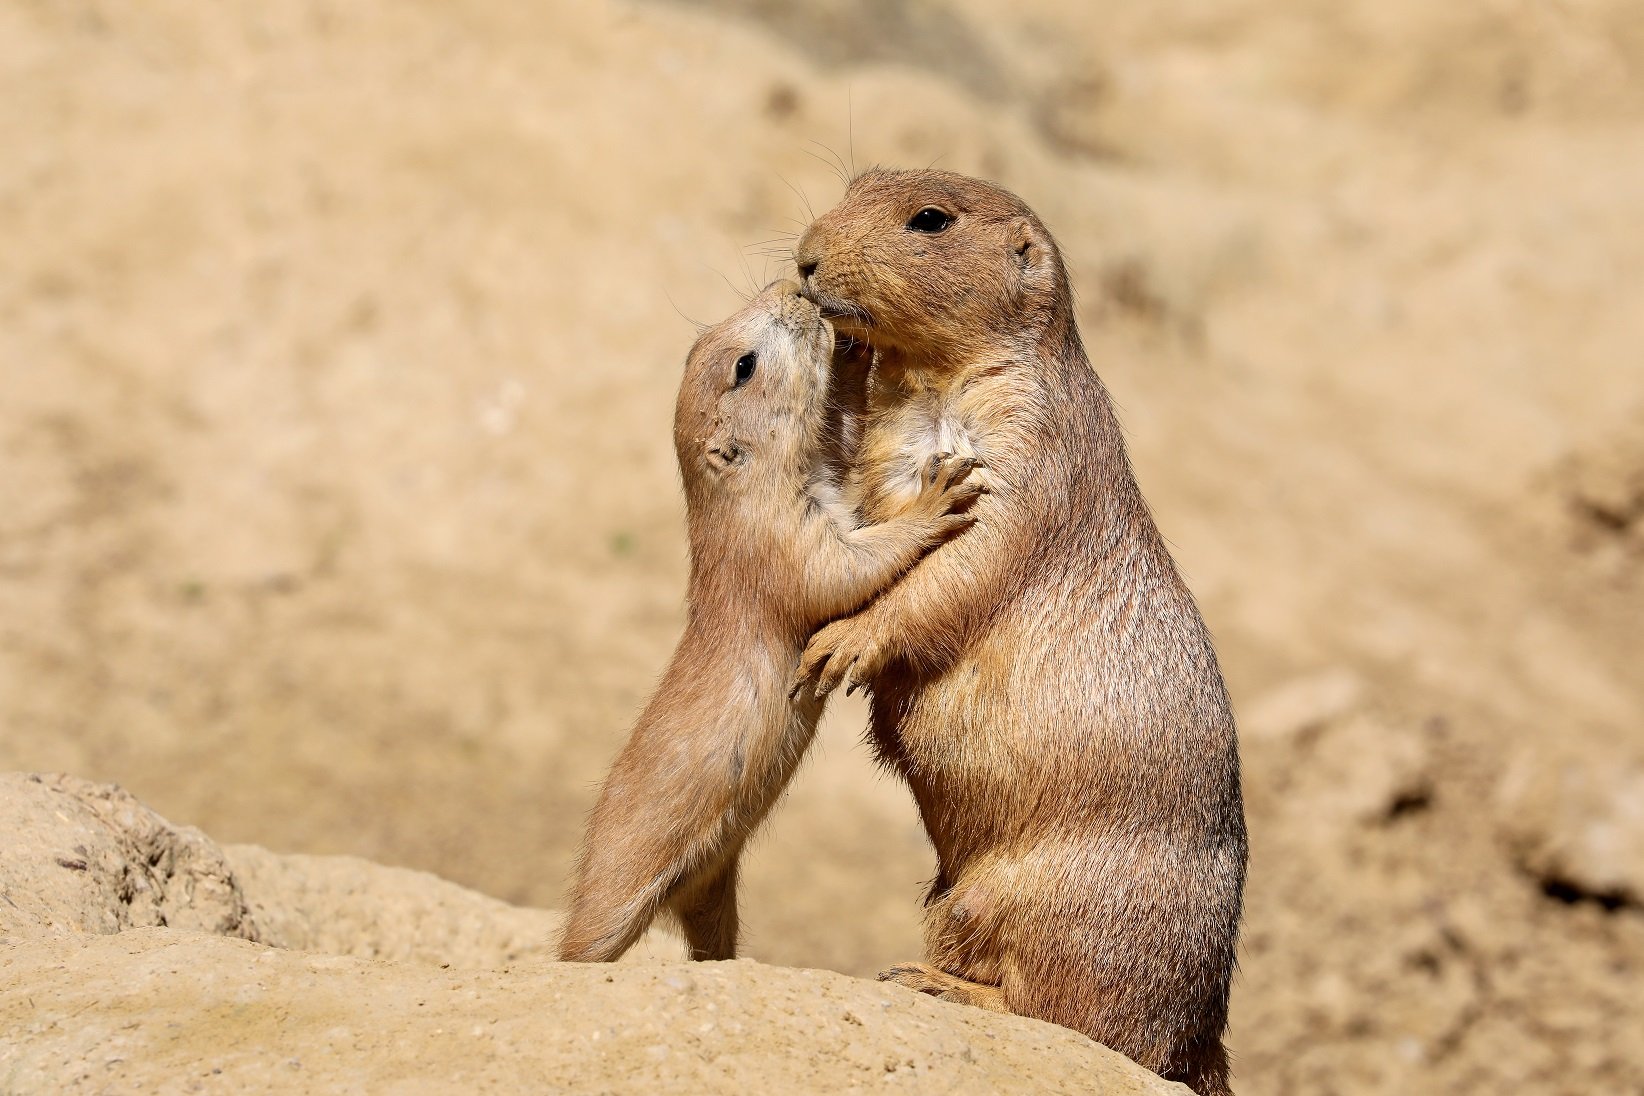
[558,280,982,963]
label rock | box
[1497,752,1644,907]
[1562,434,1644,550]
[1305,714,1432,827]
[0,773,257,942]
[0,930,1183,1095]
[1241,669,1365,744]
[0,772,679,966]
[1241,677,1433,828]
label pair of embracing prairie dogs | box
[559,169,1247,1096]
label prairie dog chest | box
[851,387,982,523]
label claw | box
[945,456,981,490]
[929,452,956,486]
[818,652,859,699]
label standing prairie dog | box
[558,280,983,964]
[792,172,1247,1096]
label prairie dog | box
[792,173,1247,1096]
[559,280,982,963]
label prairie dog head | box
[794,169,1070,364]
[673,280,835,510]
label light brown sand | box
[2,2,1641,1091]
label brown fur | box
[791,171,1247,1096]
[558,280,982,964]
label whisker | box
[806,140,850,186]
[801,148,845,187]
[776,171,815,222]
[702,262,753,305]
[847,87,857,177]
[662,288,709,333]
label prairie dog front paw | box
[909,452,986,536]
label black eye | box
[906,207,954,233]
[733,352,757,387]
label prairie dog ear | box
[1006,217,1052,305]
[704,431,748,477]
[1009,217,1046,274]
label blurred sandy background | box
[2,1,1642,1092]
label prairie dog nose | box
[795,224,822,280]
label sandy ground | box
[1,931,1181,1096]
[2,1,1642,1092]
[1,775,1176,1095]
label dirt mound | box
[0,773,1179,1094]
[0,932,1181,1096]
